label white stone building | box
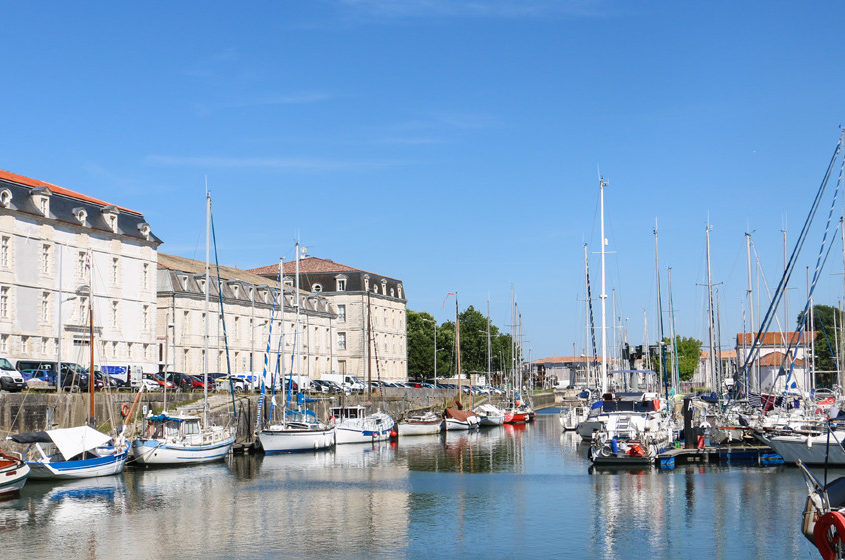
[157,254,337,378]
[0,169,160,372]
[249,257,408,383]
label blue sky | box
[2,1,845,360]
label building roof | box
[0,168,140,215]
[159,253,281,288]
[248,256,401,282]
[700,350,738,359]
[735,331,817,347]
[758,350,805,367]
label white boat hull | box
[259,426,335,453]
[131,435,235,465]
[445,416,481,431]
[763,433,845,465]
[334,413,395,445]
[478,415,504,426]
[397,421,443,436]
[0,461,29,497]
[28,447,128,480]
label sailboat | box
[332,289,395,443]
[258,252,335,453]
[9,252,129,479]
[131,192,235,465]
[443,293,480,431]
[473,299,505,426]
[397,410,444,436]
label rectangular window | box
[338,360,346,374]
[337,279,346,291]
[0,334,7,353]
[0,286,9,319]
[77,296,88,322]
[77,251,87,279]
[143,305,150,331]
[41,244,51,274]
[337,332,346,350]
[1,236,10,268]
[111,300,119,327]
[41,291,50,322]
[337,304,346,323]
[143,263,150,290]
[112,257,119,286]
[183,311,190,335]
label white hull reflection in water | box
[0,411,816,559]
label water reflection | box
[0,414,827,559]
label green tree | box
[405,306,515,383]
[653,336,702,382]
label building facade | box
[157,254,337,378]
[250,257,408,382]
[735,331,811,393]
[0,169,161,371]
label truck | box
[100,364,144,388]
[320,373,365,394]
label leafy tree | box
[405,306,515,383]
[653,336,702,382]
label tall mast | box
[584,243,591,387]
[840,218,845,388]
[486,298,491,380]
[455,293,461,405]
[88,250,95,426]
[654,221,667,399]
[599,177,608,394]
[745,232,755,394]
[203,191,210,426]
[668,267,680,391]
[706,224,717,392]
[295,241,302,400]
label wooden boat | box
[397,411,443,436]
[444,400,480,431]
[0,449,29,498]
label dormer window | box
[336,276,347,292]
[101,206,119,233]
[381,279,387,294]
[31,187,51,217]
[363,275,370,291]
[0,189,11,208]
[72,207,88,225]
[372,285,378,294]
[179,276,188,290]
[312,283,322,292]
[232,284,240,298]
[137,222,151,239]
[283,277,293,288]
[397,284,403,299]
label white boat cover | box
[46,426,112,460]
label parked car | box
[215,376,246,392]
[21,369,55,390]
[0,358,26,392]
[141,376,161,391]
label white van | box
[0,357,26,392]
[321,373,365,394]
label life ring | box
[813,511,845,560]
[328,415,335,424]
[120,403,131,418]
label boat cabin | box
[145,414,202,441]
[329,406,367,420]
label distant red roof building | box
[736,331,816,347]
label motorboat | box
[330,406,395,444]
[9,426,128,479]
[259,409,335,453]
[560,404,589,431]
[588,406,675,466]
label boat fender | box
[120,403,131,418]
[813,511,845,560]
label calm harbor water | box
[0,409,825,559]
